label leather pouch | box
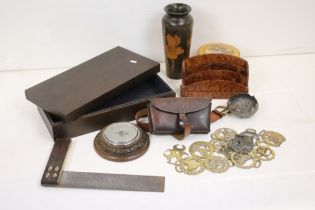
[136,97,212,138]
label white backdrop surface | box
[1,0,315,71]
[1,1,315,209]
[0,54,315,210]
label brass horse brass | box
[164,128,285,175]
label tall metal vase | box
[162,3,193,79]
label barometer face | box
[103,122,140,146]
[94,122,150,162]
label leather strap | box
[135,108,150,132]
[210,110,226,123]
[179,113,191,137]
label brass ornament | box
[173,144,186,152]
[230,152,248,166]
[210,139,229,154]
[231,152,261,169]
[259,130,286,147]
[164,128,285,175]
[253,146,275,161]
[211,128,237,142]
[189,141,214,159]
[198,43,240,57]
[204,155,230,173]
[163,145,189,165]
[163,149,189,165]
[175,156,205,175]
[255,140,270,147]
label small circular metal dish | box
[198,42,240,57]
[94,122,150,162]
[227,93,259,118]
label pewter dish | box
[227,93,258,118]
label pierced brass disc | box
[175,156,205,175]
[210,139,229,154]
[232,153,261,169]
[253,146,275,161]
[230,152,248,166]
[211,128,237,142]
[255,140,270,147]
[259,130,286,147]
[204,155,230,173]
[189,141,215,159]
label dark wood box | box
[25,46,162,122]
[38,75,174,139]
[25,47,175,140]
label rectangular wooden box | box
[25,46,161,121]
[25,46,176,140]
[38,74,175,139]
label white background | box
[1,0,315,71]
[1,55,315,210]
[1,1,315,210]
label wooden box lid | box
[25,46,160,121]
